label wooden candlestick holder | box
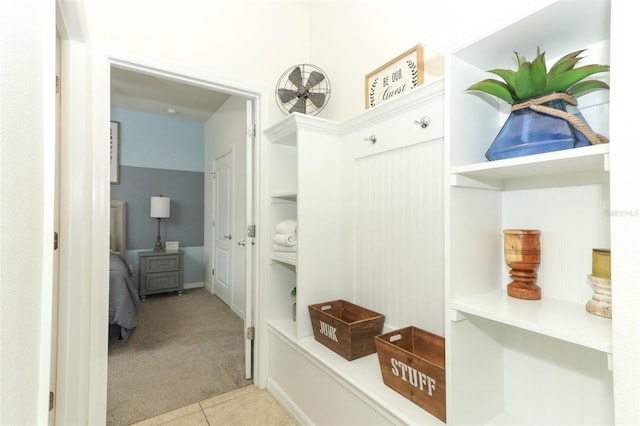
[503,229,541,300]
[586,274,612,318]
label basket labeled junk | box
[374,326,446,422]
[308,299,385,361]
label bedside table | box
[138,250,184,301]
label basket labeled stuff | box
[308,299,385,361]
[374,326,446,422]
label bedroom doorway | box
[106,60,260,418]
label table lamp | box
[150,195,170,252]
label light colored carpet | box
[107,287,252,426]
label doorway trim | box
[105,52,265,418]
[56,39,267,423]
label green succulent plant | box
[466,48,610,104]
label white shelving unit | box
[258,2,640,424]
[260,82,446,425]
[262,113,342,341]
[443,1,613,424]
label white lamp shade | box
[150,196,170,218]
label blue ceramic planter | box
[485,98,593,161]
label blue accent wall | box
[110,107,206,287]
[111,166,204,249]
[112,108,205,172]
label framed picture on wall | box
[110,121,120,184]
[365,44,424,109]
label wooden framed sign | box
[365,45,424,109]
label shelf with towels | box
[273,219,298,268]
[271,255,297,268]
[263,113,342,342]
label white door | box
[213,152,233,306]
[243,99,254,379]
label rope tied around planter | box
[511,92,609,145]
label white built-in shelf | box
[271,192,297,202]
[450,144,610,190]
[450,1,610,71]
[268,319,444,425]
[271,255,297,268]
[451,289,612,354]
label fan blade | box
[305,71,325,89]
[308,92,326,108]
[288,66,304,92]
[289,98,306,114]
[277,88,298,103]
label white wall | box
[609,2,640,422]
[82,0,446,124]
[0,0,55,423]
[307,0,446,120]
[204,96,248,316]
[83,0,311,125]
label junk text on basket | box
[319,320,338,342]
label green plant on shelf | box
[466,47,610,160]
[466,47,610,104]
[290,286,296,297]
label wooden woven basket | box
[375,326,446,422]
[308,299,385,361]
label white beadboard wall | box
[503,326,613,424]
[353,140,444,336]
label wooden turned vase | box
[503,229,541,300]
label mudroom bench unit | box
[267,320,444,425]
[261,79,445,425]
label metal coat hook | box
[364,134,377,144]
[414,116,431,129]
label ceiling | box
[110,67,231,122]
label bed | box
[109,200,141,340]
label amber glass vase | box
[503,229,541,300]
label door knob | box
[238,240,246,246]
[223,234,232,240]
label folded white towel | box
[273,243,297,252]
[276,219,297,235]
[273,252,297,261]
[273,233,297,246]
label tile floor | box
[131,385,296,426]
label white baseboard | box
[266,378,313,426]
[231,303,245,320]
[184,282,204,290]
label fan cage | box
[275,63,331,116]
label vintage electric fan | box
[275,64,331,116]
